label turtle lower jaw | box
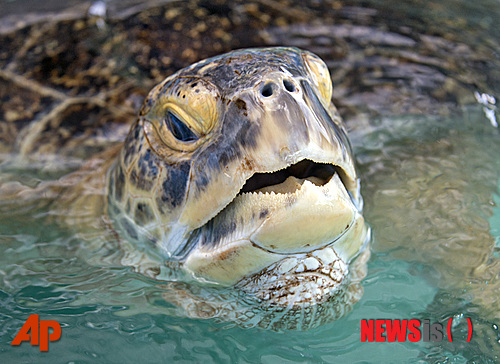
[180,151,368,288]
[235,169,358,255]
[237,244,349,307]
[182,157,367,287]
[183,201,368,285]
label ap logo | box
[11,314,62,352]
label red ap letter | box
[11,314,39,346]
[40,320,61,352]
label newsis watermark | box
[361,318,473,343]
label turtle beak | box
[179,74,360,230]
[180,73,366,284]
[235,79,361,208]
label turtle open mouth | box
[238,159,349,196]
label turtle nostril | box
[283,79,296,93]
[261,83,274,97]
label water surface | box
[1,0,499,362]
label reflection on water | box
[355,107,500,361]
[1,0,499,362]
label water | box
[0,248,436,362]
[1,0,500,362]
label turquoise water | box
[0,243,436,363]
[1,106,498,362]
[1,0,500,362]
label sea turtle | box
[0,0,499,353]
[2,45,371,330]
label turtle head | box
[108,47,369,311]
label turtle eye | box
[164,111,198,142]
